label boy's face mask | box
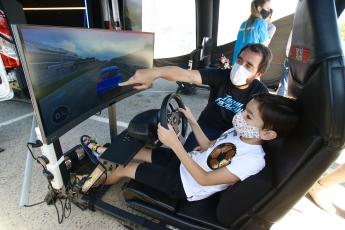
[230,63,252,86]
[232,112,260,139]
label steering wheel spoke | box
[168,102,175,112]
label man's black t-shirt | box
[198,68,268,132]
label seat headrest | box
[288,0,345,147]
[288,0,343,89]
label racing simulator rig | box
[14,0,345,229]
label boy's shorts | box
[135,147,186,200]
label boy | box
[82,93,298,201]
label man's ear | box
[255,71,263,79]
[260,129,277,141]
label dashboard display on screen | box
[12,24,154,144]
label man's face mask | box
[230,63,252,86]
[232,112,260,139]
[260,9,270,19]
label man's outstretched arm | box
[119,66,202,90]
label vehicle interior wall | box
[16,0,104,28]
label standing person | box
[120,43,272,151]
[232,0,271,65]
[276,31,292,96]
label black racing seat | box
[124,155,273,229]
[123,0,345,229]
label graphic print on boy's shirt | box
[207,142,237,170]
[206,129,237,170]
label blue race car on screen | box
[97,66,123,94]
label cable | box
[54,198,64,224]
[63,196,72,218]
[25,141,76,224]
[23,200,46,207]
[26,143,37,160]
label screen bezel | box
[12,24,154,145]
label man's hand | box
[157,123,180,149]
[178,107,197,125]
[119,69,157,90]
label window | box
[338,11,345,51]
[142,0,196,58]
[217,0,299,46]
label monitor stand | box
[108,103,118,142]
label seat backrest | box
[245,0,345,227]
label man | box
[120,43,272,151]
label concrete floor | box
[1,79,345,229]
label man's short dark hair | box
[252,93,299,137]
[238,43,273,75]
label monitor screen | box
[12,24,154,144]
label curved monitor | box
[12,24,154,144]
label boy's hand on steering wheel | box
[157,123,180,149]
[178,107,197,125]
[119,69,156,90]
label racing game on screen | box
[18,25,154,139]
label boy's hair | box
[238,44,273,75]
[252,93,299,137]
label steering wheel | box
[159,93,188,145]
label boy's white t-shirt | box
[180,128,265,202]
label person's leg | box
[103,162,140,185]
[308,163,345,213]
[102,157,186,200]
[276,59,289,96]
[134,157,186,200]
[82,136,153,163]
[318,164,345,187]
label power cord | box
[55,196,72,224]
[45,183,73,224]
[23,200,46,207]
[26,140,73,224]
[26,140,43,160]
